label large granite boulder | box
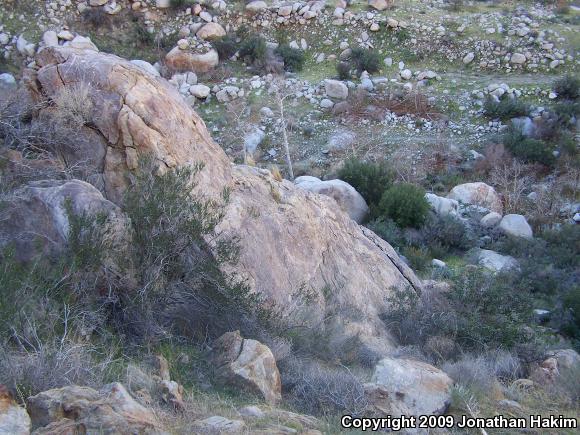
[25,47,422,353]
[210,331,281,404]
[294,176,369,223]
[165,47,219,73]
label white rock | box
[190,84,211,99]
[480,212,502,228]
[325,79,348,99]
[498,214,533,239]
[477,249,519,272]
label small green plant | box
[503,129,556,166]
[170,0,195,8]
[212,34,239,60]
[377,183,430,228]
[238,34,267,65]
[336,62,351,80]
[553,74,580,100]
[337,158,394,208]
[483,96,530,121]
[350,48,381,74]
[274,44,306,72]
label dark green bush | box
[238,34,267,64]
[502,129,556,166]
[402,246,430,272]
[350,48,381,74]
[274,44,305,72]
[554,74,580,100]
[562,287,580,341]
[553,100,580,125]
[383,268,533,351]
[212,34,239,60]
[337,158,394,208]
[483,96,530,121]
[377,183,430,228]
[420,214,474,252]
[336,62,351,80]
[170,0,195,8]
[366,218,406,249]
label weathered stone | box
[196,23,226,40]
[447,182,503,213]
[480,212,502,228]
[27,383,165,433]
[476,249,519,272]
[368,0,389,11]
[295,176,369,223]
[211,331,281,404]
[425,193,458,217]
[0,386,30,435]
[498,214,533,239]
[165,48,219,73]
[368,357,453,416]
[324,79,348,99]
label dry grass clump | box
[50,82,94,127]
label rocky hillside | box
[1,1,579,434]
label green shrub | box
[553,74,580,100]
[420,214,474,253]
[212,34,239,60]
[553,100,580,125]
[366,218,406,249]
[377,183,430,228]
[483,96,530,121]
[274,44,305,72]
[503,129,556,166]
[562,287,580,341]
[383,268,533,351]
[350,48,381,74]
[336,62,351,80]
[170,0,195,8]
[402,246,430,272]
[238,34,267,64]
[337,158,394,208]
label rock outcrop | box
[27,383,165,434]
[498,214,533,239]
[25,47,422,353]
[210,331,282,404]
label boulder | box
[26,47,422,353]
[425,193,458,217]
[295,176,369,223]
[447,182,503,213]
[196,23,226,40]
[498,214,533,239]
[480,211,502,228]
[192,416,245,433]
[463,52,475,64]
[0,73,16,92]
[246,1,268,13]
[368,0,389,11]
[510,53,527,65]
[211,331,282,404]
[368,357,453,416]
[324,79,348,99]
[552,349,580,370]
[0,180,131,268]
[189,84,211,99]
[30,46,230,204]
[27,383,165,433]
[165,47,220,73]
[0,386,30,435]
[476,249,519,272]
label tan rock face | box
[30,46,230,205]
[25,48,421,353]
[211,331,282,404]
[216,166,422,352]
[196,23,227,40]
[27,383,166,434]
[0,386,31,435]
